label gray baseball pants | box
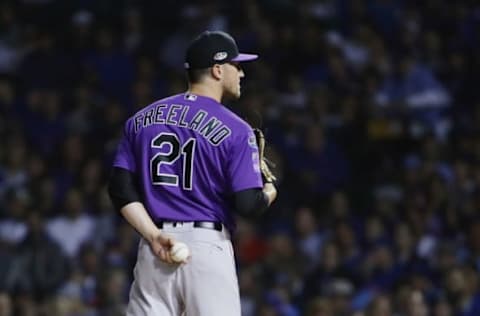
[126,222,241,316]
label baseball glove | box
[253,128,277,183]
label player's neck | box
[188,82,222,103]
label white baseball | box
[170,242,190,262]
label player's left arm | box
[226,127,277,217]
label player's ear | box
[211,64,223,80]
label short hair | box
[186,68,210,84]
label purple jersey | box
[113,93,263,231]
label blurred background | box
[1,0,480,315]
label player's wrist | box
[146,228,162,244]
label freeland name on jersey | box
[133,103,231,146]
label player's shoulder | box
[217,106,253,136]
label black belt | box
[156,221,223,232]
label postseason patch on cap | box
[213,51,228,61]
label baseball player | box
[108,30,277,316]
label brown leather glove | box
[253,128,277,183]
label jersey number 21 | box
[150,132,196,190]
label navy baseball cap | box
[185,31,258,69]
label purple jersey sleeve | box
[113,120,137,172]
[227,128,263,192]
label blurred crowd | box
[1,0,480,315]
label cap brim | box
[231,53,258,62]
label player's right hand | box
[149,231,177,264]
